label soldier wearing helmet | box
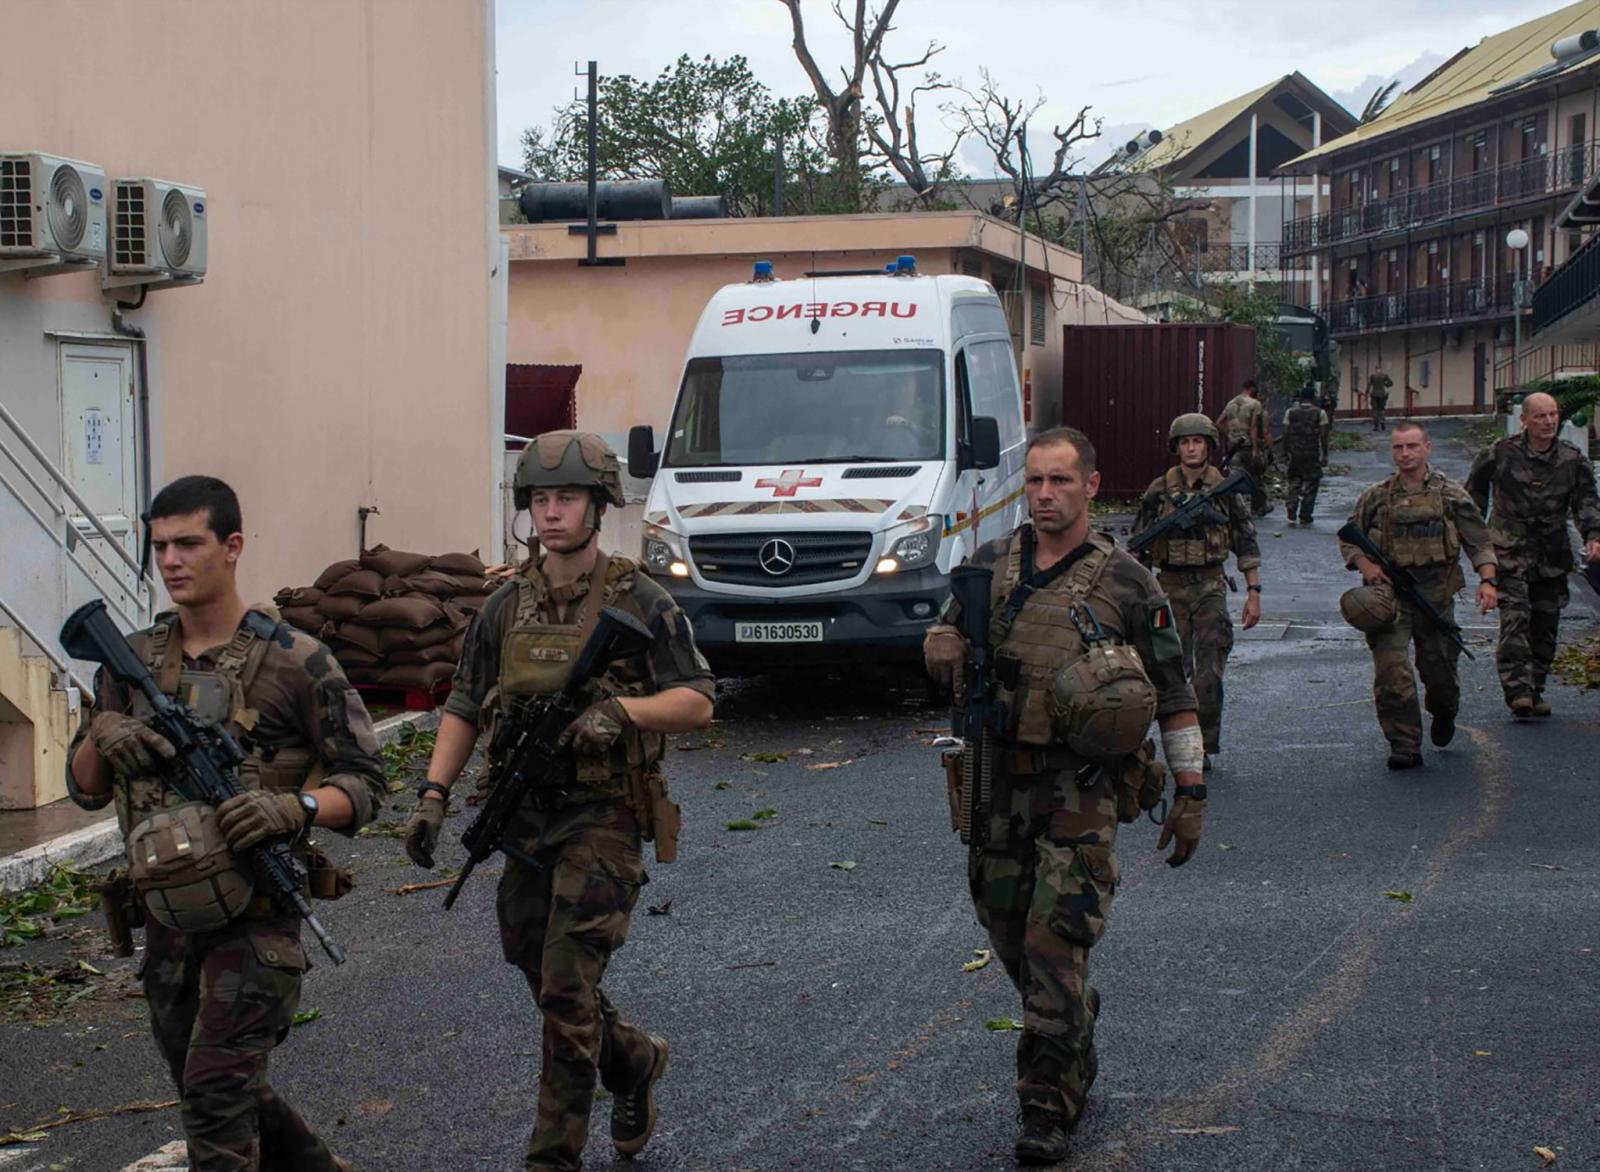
[922,427,1206,1164]
[1130,412,1263,770]
[1281,385,1331,526]
[66,475,387,1171]
[1339,422,1498,769]
[404,430,714,1169]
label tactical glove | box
[558,698,631,755]
[404,795,446,869]
[1157,795,1205,867]
[923,624,966,699]
[88,711,176,777]
[216,790,306,852]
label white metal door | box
[59,343,140,620]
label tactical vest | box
[488,555,664,792]
[1151,466,1231,569]
[990,531,1137,748]
[1221,396,1257,448]
[1285,404,1323,461]
[1378,480,1460,568]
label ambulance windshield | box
[664,350,944,466]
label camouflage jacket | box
[1367,373,1393,402]
[1219,394,1264,450]
[945,526,1198,721]
[1133,466,1262,572]
[1465,433,1600,577]
[67,609,387,838]
[1339,468,1496,597]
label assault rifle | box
[443,605,653,909]
[1336,522,1475,660]
[949,565,1003,849]
[60,600,347,964]
[1126,467,1255,557]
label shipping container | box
[1059,323,1258,497]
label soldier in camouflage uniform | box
[1367,366,1393,431]
[1217,378,1271,516]
[1465,391,1600,718]
[404,432,713,1172]
[924,427,1207,1164]
[1340,424,1498,768]
[1282,386,1330,525]
[1134,414,1262,769]
[66,476,386,1172]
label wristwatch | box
[1481,576,1499,587]
[297,791,319,828]
[1247,584,1262,593]
[417,781,451,803]
[1174,783,1208,801]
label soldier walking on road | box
[1465,391,1600,719]
[923,427,1208,1163]
[1339,424,1498,769]
[1367,366,1393,431]
[1283,386,1331,526]
[404,432,713,1172]
[1134,414,1262,770]
[1218,377,1272,516]
[65,476,386,1172]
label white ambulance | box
[627,255,1027,667]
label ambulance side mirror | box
[966,416,1001,471]
[628,425,659,479]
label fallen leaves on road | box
[743,751,788,763]
[290,1008,322,1027]
[962,949,992,973]
[0,1099,177,1146]
[1474,1050,1492,1057]
[726,820,761,831]
[1535,1146,1557,1165]
[713,781,732,790]
[357,820,409,839]
[829,860,857,871]
[1384,889,1414,903]
[807,760,854,771]
[385,870,461,896]
[0,866,97,948]
[647,900,673,916]
[985,1018,1023,1032]
[1170,1126,1241,1136]
[356,1100,395,1117]
[753,808,778,821]
[1530,864,1565,872]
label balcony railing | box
[1188,243,1285,273]
[1533,229,1600,337]
[1326,275,1518,335]
[1284,140,1600,253]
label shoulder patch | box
[1148,601,1182,663]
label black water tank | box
[518,180,673,222]
[670,195,728,219]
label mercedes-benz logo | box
[758,538,796,576]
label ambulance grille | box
[689,531,873,587]
[842,465,919,478]
[674,470,742,483]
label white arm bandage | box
[1160,723,1206,775]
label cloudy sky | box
[496,0,1582,174]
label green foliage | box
[381,724,437,791]
[0,866,96,948]
[1552,635,1600,689]
[0,960,108,1023]
[1327,430,1364,451]
[521,54,844,216]
[1524,374,1600,428]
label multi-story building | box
[1280,1,1600,415]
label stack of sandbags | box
[274,546,496,692]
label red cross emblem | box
[754,469,822,497]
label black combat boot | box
[612,1035,669,1157]
[1531,694,1552,717]
[1387,750,1423,770]
[1015,1106,1069,1164]
[1430,712,1455,746]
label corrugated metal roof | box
[1127,72,1356,172]
[1286,0,1600,168]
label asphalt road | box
[2,422,1597,1171]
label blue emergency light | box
[896,254,917,273]
[751,260,774,282]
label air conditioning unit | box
[0,152,107,274]
[104,178,207,286]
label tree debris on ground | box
[962,949,992,972]
[385,869,461,896]
[0,866,97,947]
[1552,636,1600,689]
[0,1099,177,1146]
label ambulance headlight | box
[642,525,687,575]
[876,515,942,573]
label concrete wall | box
[2,0,499,631]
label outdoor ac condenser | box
[107,178,207,282]
[0,152,108,273]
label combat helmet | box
[1339,583,1398,633]
[513,430,626,537]
[1168,412,1219,451]
[1044,606,1159,762]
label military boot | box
[1531,694,1552,718]
[1015,1106,1069,1165]
[1509,696,1535,721]
[612,1035,669,1157]
[1387,750,1423,770]
[1430,712,1455,746]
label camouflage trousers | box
[1366,595,1460,755]
[1227,445,1270,515]
[497,801,656,1172]
[1495,572,1569,703]
[1159,569,1233,754]
[144,914,339,1172]
[1371,402,1388,431]
[968,763,1118,1130]
[1284,457,1323,522]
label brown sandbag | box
[332,646,381,670]
[392,570,466,599]
[279,605,324,634]
[374,662,454,691]
[387,641,461,667]
[326,569,385,598]
[444,573,491,595]
[273,585,325,609]
[331,623,385,657]
[315,594,366,621]
[360,544,431,577]
[351,596,466,631]
[430,551,484,577]
[313,559,362,592]
[378,621,462,653]
[453,592,489,614]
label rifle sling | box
[994,528,1095,640]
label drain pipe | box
[110,287,153,583]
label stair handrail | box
[0,592,92,696]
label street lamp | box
[1506,227,1531,389]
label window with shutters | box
[1030,285,1046,345]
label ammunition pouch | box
[1113,739,1167,825]
[304,841,354,901]
[127,801,256,934]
